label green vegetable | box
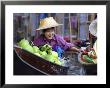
[39,51,47,59]
[33,46,40,53]
[39,44,52,52]
[55,59,62,65]
[18,39,34,53]
[51,51,58,58]
[18,38,29,48]
[34,53,41,57]
[83,55,94,63]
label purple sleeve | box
[33,36,44,46]
[56,35,75,50]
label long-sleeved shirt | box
[33,34,74,51]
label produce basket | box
[78,52,97,65]
[14,45,69,75]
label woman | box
[84,18,97,75]
[89,18,97,52]
[33,17,81,58]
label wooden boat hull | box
[14,47,69,75]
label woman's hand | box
[70,47,82,53]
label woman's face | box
[44,28,55,39]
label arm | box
[56,35,80,52]
[69,46,81,53]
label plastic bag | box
[53,45,64,59]
[59,57,86,75]
[63,55,86,75]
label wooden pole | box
[69,13,72,43]
[77,14,80,40]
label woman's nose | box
[49,32,53,35]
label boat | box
[14,45,69,75]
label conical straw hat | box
[89,19,97,37]
[36,17,62,30]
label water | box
[67,66,85,75]
[63,53,86,75]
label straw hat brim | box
[36,24,63,30]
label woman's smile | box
[44,28,55,39]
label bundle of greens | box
[81,49,97,64]
[18,39,62,66]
